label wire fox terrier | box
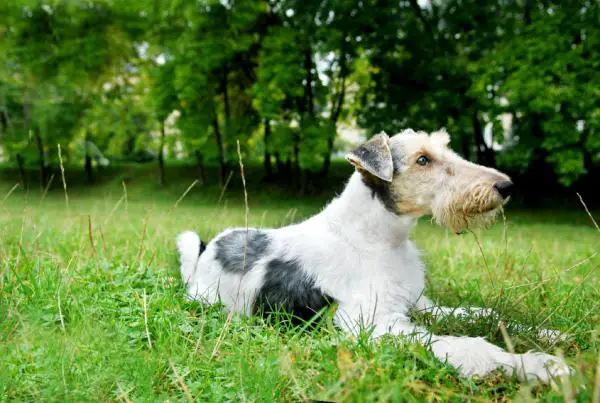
[177,129,571,384]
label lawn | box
[1,166,598,401]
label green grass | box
[0,166,598,402]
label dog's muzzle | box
[494,180,514,200]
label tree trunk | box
[16,153,27,189]
[582,128,593,175]
[322,137,335,178]
[299,45,314,185]
[472,110,495,167]
[274,152,283,177]
[85,154,93,183]
[322,33,350,178]
[583,148,593,175]
[473,110,485,163]
[212,116,226,187]
[84,152,93,184]
[158,121,166,186]
[408,0,434,38]
[300,168,308,195]
[293,134,301,182]
[195,150,206,186]
[263,119,273,180]
[34,127,46,189]
[84,131,93,183]
[283,155,292,178]
[524,0,532,25]
[322,75,347,177]
[460,134,471,160]
[303,47,315,119]
[0,105,7,135]
[223,68,230,125]
[221,65,230,159]
[524,114,550,207]
[23,102,43,189]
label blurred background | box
[0,0,598,207]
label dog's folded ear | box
[346,132,393,182]
[431,128,450,146]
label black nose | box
[494,180,514,199]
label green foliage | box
[0,0,142,172]
[1,0,598,186]
[252,26,304,120]
[470,2,600,185]
[299,120,335,170]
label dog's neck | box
[321,172,417,247]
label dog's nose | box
[494,180,514,199]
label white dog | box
[177,129,571,384]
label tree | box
[1,0,597,193]
[252,25,305,179]
[143,0,264,187]
[147,62,179,185]
[474,1,600,185]
[0,1,143,185]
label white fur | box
[177,131,572,385]
[177,231,200,285]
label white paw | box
[537,328,570,343]
[510,323,570,343]
[515,352,573,385]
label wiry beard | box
[433,207,500,233]
[432,185,504,233]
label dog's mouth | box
[454,206,502,234]
[480,200,507,214]
[474,194,510,218]
[435,204,503,234]
[460,191,510,216]
[433,186,510,234]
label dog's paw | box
[537,328,570,343]
[516,352,573,385]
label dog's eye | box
[416,155,430,166]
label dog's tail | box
[176,231,205,284]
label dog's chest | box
[308,239,426,308]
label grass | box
[0,164,599,402]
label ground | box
[0,166,598,401]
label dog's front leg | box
[426,333,572,384]
[414,296,494,320]
[335,306,571,384]
[414,297,566,343]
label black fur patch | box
[253,258,334,323]
[360,175,400,215]
[199,240,207,256]
[214,229,270,273]
[392,153,405,175]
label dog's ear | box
[431,128,450,146]
[346,132,393,182]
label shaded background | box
[0,0,598,207]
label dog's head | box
[346,129,512,232]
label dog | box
[177,129,571,384]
